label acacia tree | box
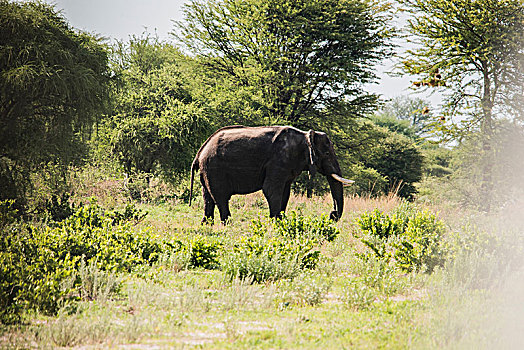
[399,0,524,210]
[175,0,394,129]
[0,1,110,205]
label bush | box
[222,212,339,283]
[44,193,75,222]
[0,201,179,324]
[345,164,389,197]
[39,204,168,272]
[0,225,78,323]
[363,130,424,199]
[0,199,17,228]
[356,206,410,260]
[273,211,339,243]
[341,121,424,199]
[357,209,407,241]
[109,203,148,225]
[356,204,446,273]
[222,234,304,283]
[392,211,446,273]
[186,236,222,269]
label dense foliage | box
[356,204,446,272]
[399,0,524,210]
[0,0,110,207]
[102,35,210,182]
[0,202,340,323]
[222,212,339,282]
[176,0,394,128]
[0,201,178,323]
[342,120,424,198]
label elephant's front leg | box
[280,181,292,213]
[262,176,287,219]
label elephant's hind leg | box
[216,195,232,224]
[202,185,215,224]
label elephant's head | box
[305,130,353,221]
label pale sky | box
[44,0,441,106]
[48,0,185,40]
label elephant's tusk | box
[331,173,355,186]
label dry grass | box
[344,193,403,213]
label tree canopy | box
[103,35,210,182]
[175,0,394,128]
[400,0,524,130]
[377,96,433,136]
[399,0,524,210]
[0,0,110,203]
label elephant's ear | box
[306,130,317,177]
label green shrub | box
[109,203,148,225]
[222,212,338,283]
[44,193,75,222]
[392,211,446,273]
[186,236,222,269]
[356,204,447,273]
[0,201,179,324]
[357,209,406,240]
[0,199,18,228]
[40,219,164,273]
[39,202,177,273]
[222,235,303,283]
[356,207,409,260]
[0,225,78,323]
[273,211,339,243]
[345,164,389,197]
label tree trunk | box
[480,67,494,212]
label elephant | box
[189,125,353,224]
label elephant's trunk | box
[327,175,344,221]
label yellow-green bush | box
[186,236,222,269]
[356,204,446,273]
[0,202,179,324]
[222,212,339,283]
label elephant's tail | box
[188,126,244,206]
[189,159,198,206]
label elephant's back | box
[197,126,287,169]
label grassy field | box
[2,190,524,349]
